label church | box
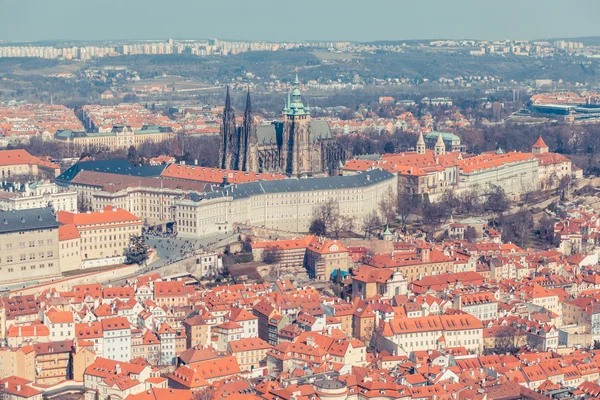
[219,74,347,177]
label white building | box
[227,308,259,339]
[175,169,397,238]
[453,292,498,321]
[457,152,540,197]
[0,182,77,212]
[44,310,75,342]
[101,317,131,362]
[376,314,483,356]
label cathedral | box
[219,74,347,177]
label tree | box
[537,215,557,247]
[124,235,150,266]
[440,190,460,216]
[421,202,449,232]
[485,185,510,218]
[309,218,327,236]
[378,186,398,224]
[262,248,282,265]
[558,175,572,201]
[464,226,478,242]
[127,145,139,165]
[489,325,526,355]
[397,194,419,232]
[362,211,381,239]
[383,141,395,153]
[458,189,483,216]
[309,200,353,239]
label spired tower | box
[434,132,446,156]
[416,132,426,154]
[219,87,238,170]
[241,89,258,172]
[280,72,312,176]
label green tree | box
[125,235,150,266]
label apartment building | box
[101,317,131,362]
[0,208,61,286]
[376,314,484,356]
[452,292,498,321]
[174,169,397,239]
[227,337,272,372]
[0,347,35,383]
[57,205,142,261]
[43,310,75,341]
[33,340,73,385]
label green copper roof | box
[425,131,460,142]
[285,72,309,117]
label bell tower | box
[280,70,312,176]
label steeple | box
[219,86,238,170]
[240,88,257,172]
[244,87,252,115]
[416,132,426,154]
[286,69,308,117]
[435,132,446,156]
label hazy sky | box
[2,0,600,43]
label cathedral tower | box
[219,87,239,170]
[241,89,258,172]
[280,72,312,176]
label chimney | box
[16,385,21,392]
[115,364,121,374]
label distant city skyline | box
[1,0,599,43]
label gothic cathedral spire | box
[240,88,258,172]
[219,86,238,170]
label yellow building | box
[55,125,173,152]
[57,205,142,261]
[0,149,61,179]
[227,337,272,372]
[0,208,62,286]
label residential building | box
[33,340,73,385]
[101,317,131,362]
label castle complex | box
[219,73,347,177]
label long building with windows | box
[174,169,397,238]
[55,124,173,152]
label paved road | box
[143,232,236,271]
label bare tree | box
[378,186,398,225]
[362,211,381,239]
[397,194,419,232]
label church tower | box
[241,89,258,172]
[416,132,426,154]
[280,71,312,176]
[219,87,239,170]
[532,136,549,154]
[434,133,446,156]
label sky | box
[1,0,600,43]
